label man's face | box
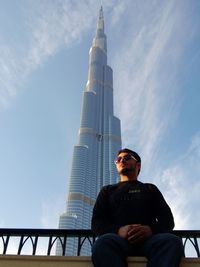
[115,152,140,176]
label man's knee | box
[93,234,121,250]
[161,233,183,246]
[165,233,184,255]
[92,234,129,267]
[153,233,184,255]
[92,233,127,256]
[145,233,183,250]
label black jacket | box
[92,180,174,236]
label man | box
[91,148,184,267]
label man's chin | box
[119,168,131,175]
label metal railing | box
[0,228,199,257]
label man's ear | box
[137,162,141,175]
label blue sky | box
[0,0,200,232]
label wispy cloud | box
[112,0,191,166]
[156,132,200,229]
[25,1,97,67]
[0,0,99,110]
[0,44,23,109]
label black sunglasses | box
[114,154,137,164]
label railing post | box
[47,236,53,256]
[62,236,67,256]
[194,237,200,257]
[32,236,38,255]
[18,235,24,255]
[77,235,81,256]
[2,235,10,255]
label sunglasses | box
[114,154,138,164]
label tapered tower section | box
[57,7,121,255]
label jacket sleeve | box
[91,186,120,236]
[149,184,175,234]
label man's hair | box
[117,148,141,163]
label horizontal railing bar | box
[0,228,200,237]
[172,230,200,237]
[0,228,94,236]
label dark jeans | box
[92,233,184,267]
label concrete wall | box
[0,256,199,267]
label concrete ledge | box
[127,257,200,267]
[0,255,199,267]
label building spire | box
[92,5,107,53]
[99,5,103,20]
[97,5,104,32]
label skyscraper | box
[57,6,121,255]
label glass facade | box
[57,7,122,255]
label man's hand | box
[118,225,133,239]
[127,224,152,244]
[118,224,152,243]
[117,224,141,239]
